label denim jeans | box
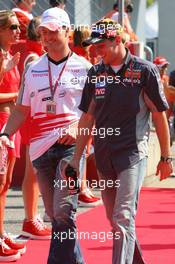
[98,158,147,264]
[32,143,85,264]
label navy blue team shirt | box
[79,49,169,174]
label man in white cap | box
[0,7,91,264]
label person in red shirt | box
[104,1,137,42]
[71,26,91,61]
[71,26,100,65]
[71,26,101,206]
[153,56,175,176]
[11,0,36,76]
[12,0,36,40]
[12,16,51,237]
[0,10,26,262]
[18,17,51,239]
[11,16,43,76]
[153,56,173,118]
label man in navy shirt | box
[69,19,173,264]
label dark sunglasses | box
[9,24,20,30]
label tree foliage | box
[147,0,155,7]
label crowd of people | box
[0,0,174,263]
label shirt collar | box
[101,48,132,74]
[123,48,132,66]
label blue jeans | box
[32,143,85,264]
[98,158,147,264]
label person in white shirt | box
[0,7,91,264]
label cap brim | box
[38,22,62,32]
[82,37,105,47]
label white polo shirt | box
[18,53,91,161]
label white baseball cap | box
[39,7,70,31]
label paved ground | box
[5,177,175,237]
[4,147,175,236]
[4,188,101,236]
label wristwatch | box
[160,156,173,163]
[0,133,9,138]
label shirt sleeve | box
[17,64,31,106]
[79,66,96,113]
[143,64,169,112]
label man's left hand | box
[156,161,173,181]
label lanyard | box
[48,52,70,101]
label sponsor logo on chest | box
[31,70,49,78]
[123,68,141,84]
[95,81,106,99]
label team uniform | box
[17,52,91,264]
[18,52,91,160]
[79,49,168,264]
[80,50,168,173]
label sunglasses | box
[9,24,20,30]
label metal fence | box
[0,0,114,25]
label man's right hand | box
[68,158,80,178]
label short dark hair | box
[13,0,22,4]
[113,0,133,13]
[113,1,118,11]
[49,0,67,7]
